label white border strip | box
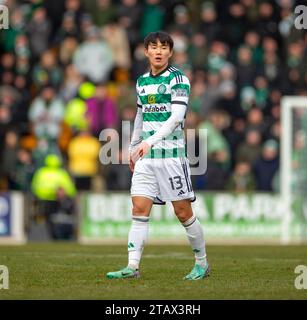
[281,96,307,244]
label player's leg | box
[106,196,153,279]
[172,199,210,280]
[127,196,153,270]
[107,158,157,279]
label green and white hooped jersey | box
[136,66,190,158]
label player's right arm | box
[129,81,143,171]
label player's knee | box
[132,203,148,216]
[174,207,190,222]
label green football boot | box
[183,263,210,280]
[106,267,140,279]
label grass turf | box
[0,243,306,300]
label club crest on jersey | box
[158,84,167,94]
[148,94,156,104]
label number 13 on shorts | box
[169,176,183,190]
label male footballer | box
[107,31,210,280]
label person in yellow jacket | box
[31,154,76,201]
[63,82,96,131]
[67,130,101,190]
[31,154,77,239]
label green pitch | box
[0,243,306,299]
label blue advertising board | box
[0,194,11,237]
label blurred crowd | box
[1,0,307,202]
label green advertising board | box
[79,192,302,243]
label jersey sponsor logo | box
[172,88,188,97]
[144,105,167,112]
[140,88,145,94]
[158,84,167,94]
[148,94,156,104]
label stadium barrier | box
[0,191,303,245]
[78,192,303,245]
[0,192,26,244]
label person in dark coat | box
[253,139,279,191]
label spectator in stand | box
[226,161,255,192]
[0,86,21,136]
[286,41,307,92]
[253,139,279,191]
[28,84,65,141]
[198,110,231,172]
[222,2,247,48]
[14,36,31,80]
[255,2,279,39]
[11,148,35,192]
[245,107,268,136]
[168,4,194,38]
[188,32,208,71]
[235,129,262,165]
[59,64,83,103]
[63,82,95,132]
[0,130,19,190]
[0,53,15,76]
[244,30,263,66]
[236,45,257,89]
[240,86,256,113]
[206,40,229,73]
[198,2,220,46]
[260,50,282,89]
[54,12,80,44]
[63,0,87,33]
[117,0,142,52]
[1,130,34,191]
[32,137,57,170]
[59,37,79,67]
[67,130,101,190]
[254,76,269,110]
[101,21,131,70]
[218,80,240,118]
[26,7,52,59]
[189,74,206,114]
[196,155,229,191]
[32,50,63,90]
[73,26,114,83]
[5,75,29,133]
[0,7,25,53]
[31,154,76,239]
[85,82,119,137]
[140,0,165,39]
[85,0,117,27]
[200,71,221,118]
[48,187,76,240]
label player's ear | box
[169,49,173,59]
[144,48,149,58]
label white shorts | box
[131,157,195,204]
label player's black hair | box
[144,31,174,50]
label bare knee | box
[174,206,192,223]
[132,197,152,216]
[132,203,147,216]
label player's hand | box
[129,147,139,172]
[134,141,151,159]
[129,153,135,172]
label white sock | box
[182,215,207,268]
[127,216,149,270]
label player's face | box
[145,40,173,73]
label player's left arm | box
[135,74,190,158]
